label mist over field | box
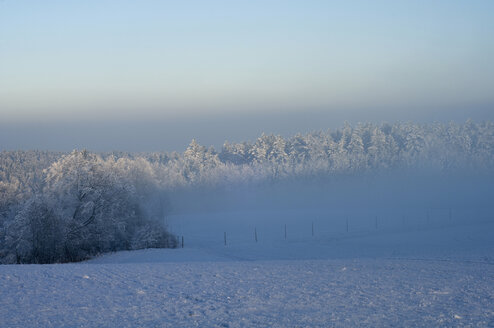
[168,169,493,215]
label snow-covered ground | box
[1,209,494,327]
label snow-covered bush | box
[1,151,177,264]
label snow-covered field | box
[1,210,494,327]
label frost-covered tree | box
[1,150,177,264]
[2,197,62,264]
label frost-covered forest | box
[1,121,493,264]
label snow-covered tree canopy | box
[0,151,177,264]
[0,121,493,263]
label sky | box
[1,0,494,151]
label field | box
[1,209,494,327]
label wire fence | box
[168,207,493,249]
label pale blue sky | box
[1,0,493,150]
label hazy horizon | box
[1,104,493,152]
[1,1,494,151]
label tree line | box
[0,120,493,263]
